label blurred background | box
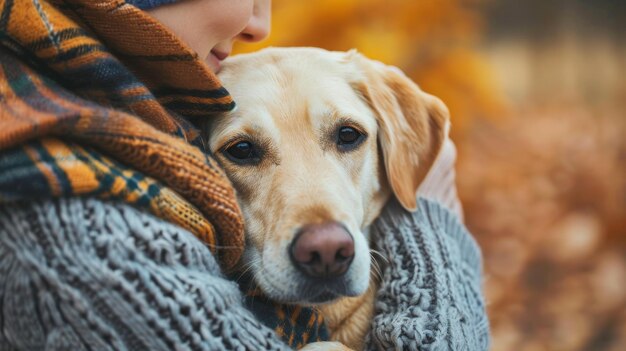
[234,0,626,350]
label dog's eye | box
[223,141,260,164]
[337,126,365,151]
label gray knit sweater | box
[0,197,488,350]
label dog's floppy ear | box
[350,53,449,211]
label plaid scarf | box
[0,0,327,347]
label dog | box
[202,47,448,350]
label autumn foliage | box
[235,0,504,135]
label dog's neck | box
[318,266,381,350]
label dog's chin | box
[255,269,369,306]
[301,290,348,305]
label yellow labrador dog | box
[203,47,448,350]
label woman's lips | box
[207,50,229,71]
[212,50,229,61]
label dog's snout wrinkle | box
[290,222,355,279]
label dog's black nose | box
[289,222,354,279]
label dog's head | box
[203,47,448,304]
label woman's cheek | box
[208,0,254,40]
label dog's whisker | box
[370,265,382,282]
[369,253,384,281]
[232,258,259,282]
[369,249,389,264]
[235,266,253,282]
[371,253,383,270]
[235,258,261,283]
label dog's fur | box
[202,47,448,350]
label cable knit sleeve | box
[0,198,290,351]
[366,198,489,351]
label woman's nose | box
[238,0,271,43]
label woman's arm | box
[417,127,464,221]
[0,197,487,351]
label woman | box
[0,0,488,350]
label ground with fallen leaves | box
[457,102,626,351]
